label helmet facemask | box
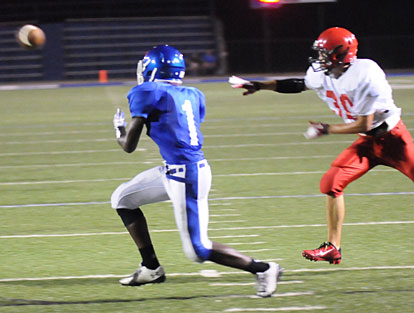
[309,44,350,74]
[137,58,157,85]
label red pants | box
[320,120,414,196]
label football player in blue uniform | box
[111,45,282,297]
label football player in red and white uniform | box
[233,27,414,265]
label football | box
[16,24,46,50]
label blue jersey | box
[127,82,205,164]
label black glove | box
[241,81,261,96]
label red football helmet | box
[309,27,358,74]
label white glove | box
[228,75,251,88]
[229,75,261,95]
[113,108,127,139]
[304,122,329,139]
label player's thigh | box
[164,161,213,261]
[385,125,414,181]
[321,140,372,194]
[111,166,169,209]
[165,163,211,231]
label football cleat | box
[255,262,282,297]
[302,242,342,264]
[119,264,166,286]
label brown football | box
[16,24,46,50]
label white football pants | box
[111,159,213,262]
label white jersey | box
[305,59,401,129]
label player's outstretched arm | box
[229,75,276,95]
[113,108,145,153]
[229,75,307,96]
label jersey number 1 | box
[182,100,199,146]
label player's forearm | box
[116,116,145,153]
[117,131,139,153]
[256,79,306,93]
[255,80,277,91]
[328,121,372,134]
[328,115,373,134]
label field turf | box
[0,76,413,312]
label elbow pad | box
[275,79,305,93]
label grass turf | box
[0,77,413,312]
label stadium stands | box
[0,15,221,82]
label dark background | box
[215,0,414,72]
[1,0,413,74]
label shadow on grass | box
[0,275,225,288]
[0,276,250,307]
[0,294,225,307]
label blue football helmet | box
[137,45,185,85]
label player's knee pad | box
[116,208,144,227]
[320,168,344,197]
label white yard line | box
[0,155,336,170]
[204,141,354,149]
[210,281,303,286]
[390,83,414,89]
[223,242,265,246]
[224,306,326,312]
[1,220,412,239]
[1,112,412,131]
[0,149,122,157]
[1,192,414,209]
[1,132,320,145]
[2,138,115,145]
[0,125,297,138]
[0,178,129,186]
[208,220,247,224]
[5,134,414,158]
[0,140,353,157]
[1,129,413,144]
[239,249,275,253]
[0,201,111,209]
[209,220,414,232]
[0,161,153,169]
[209,234,259,239]
[0,168,399,186]
[1,265,412,282]
[0,129,111,137]
[286,265,414,273]
[210,214,241,217]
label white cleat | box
[255,262,281,297]
[119,264,166,286]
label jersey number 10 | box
[326,91,355,120]
[182,100,199,146]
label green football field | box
[1,76,413,312]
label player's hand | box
[228,75,261,96]
[113,108,127,139]
[304,121,329,139]
[241,81,261,96]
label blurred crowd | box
[186,50,218,76]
